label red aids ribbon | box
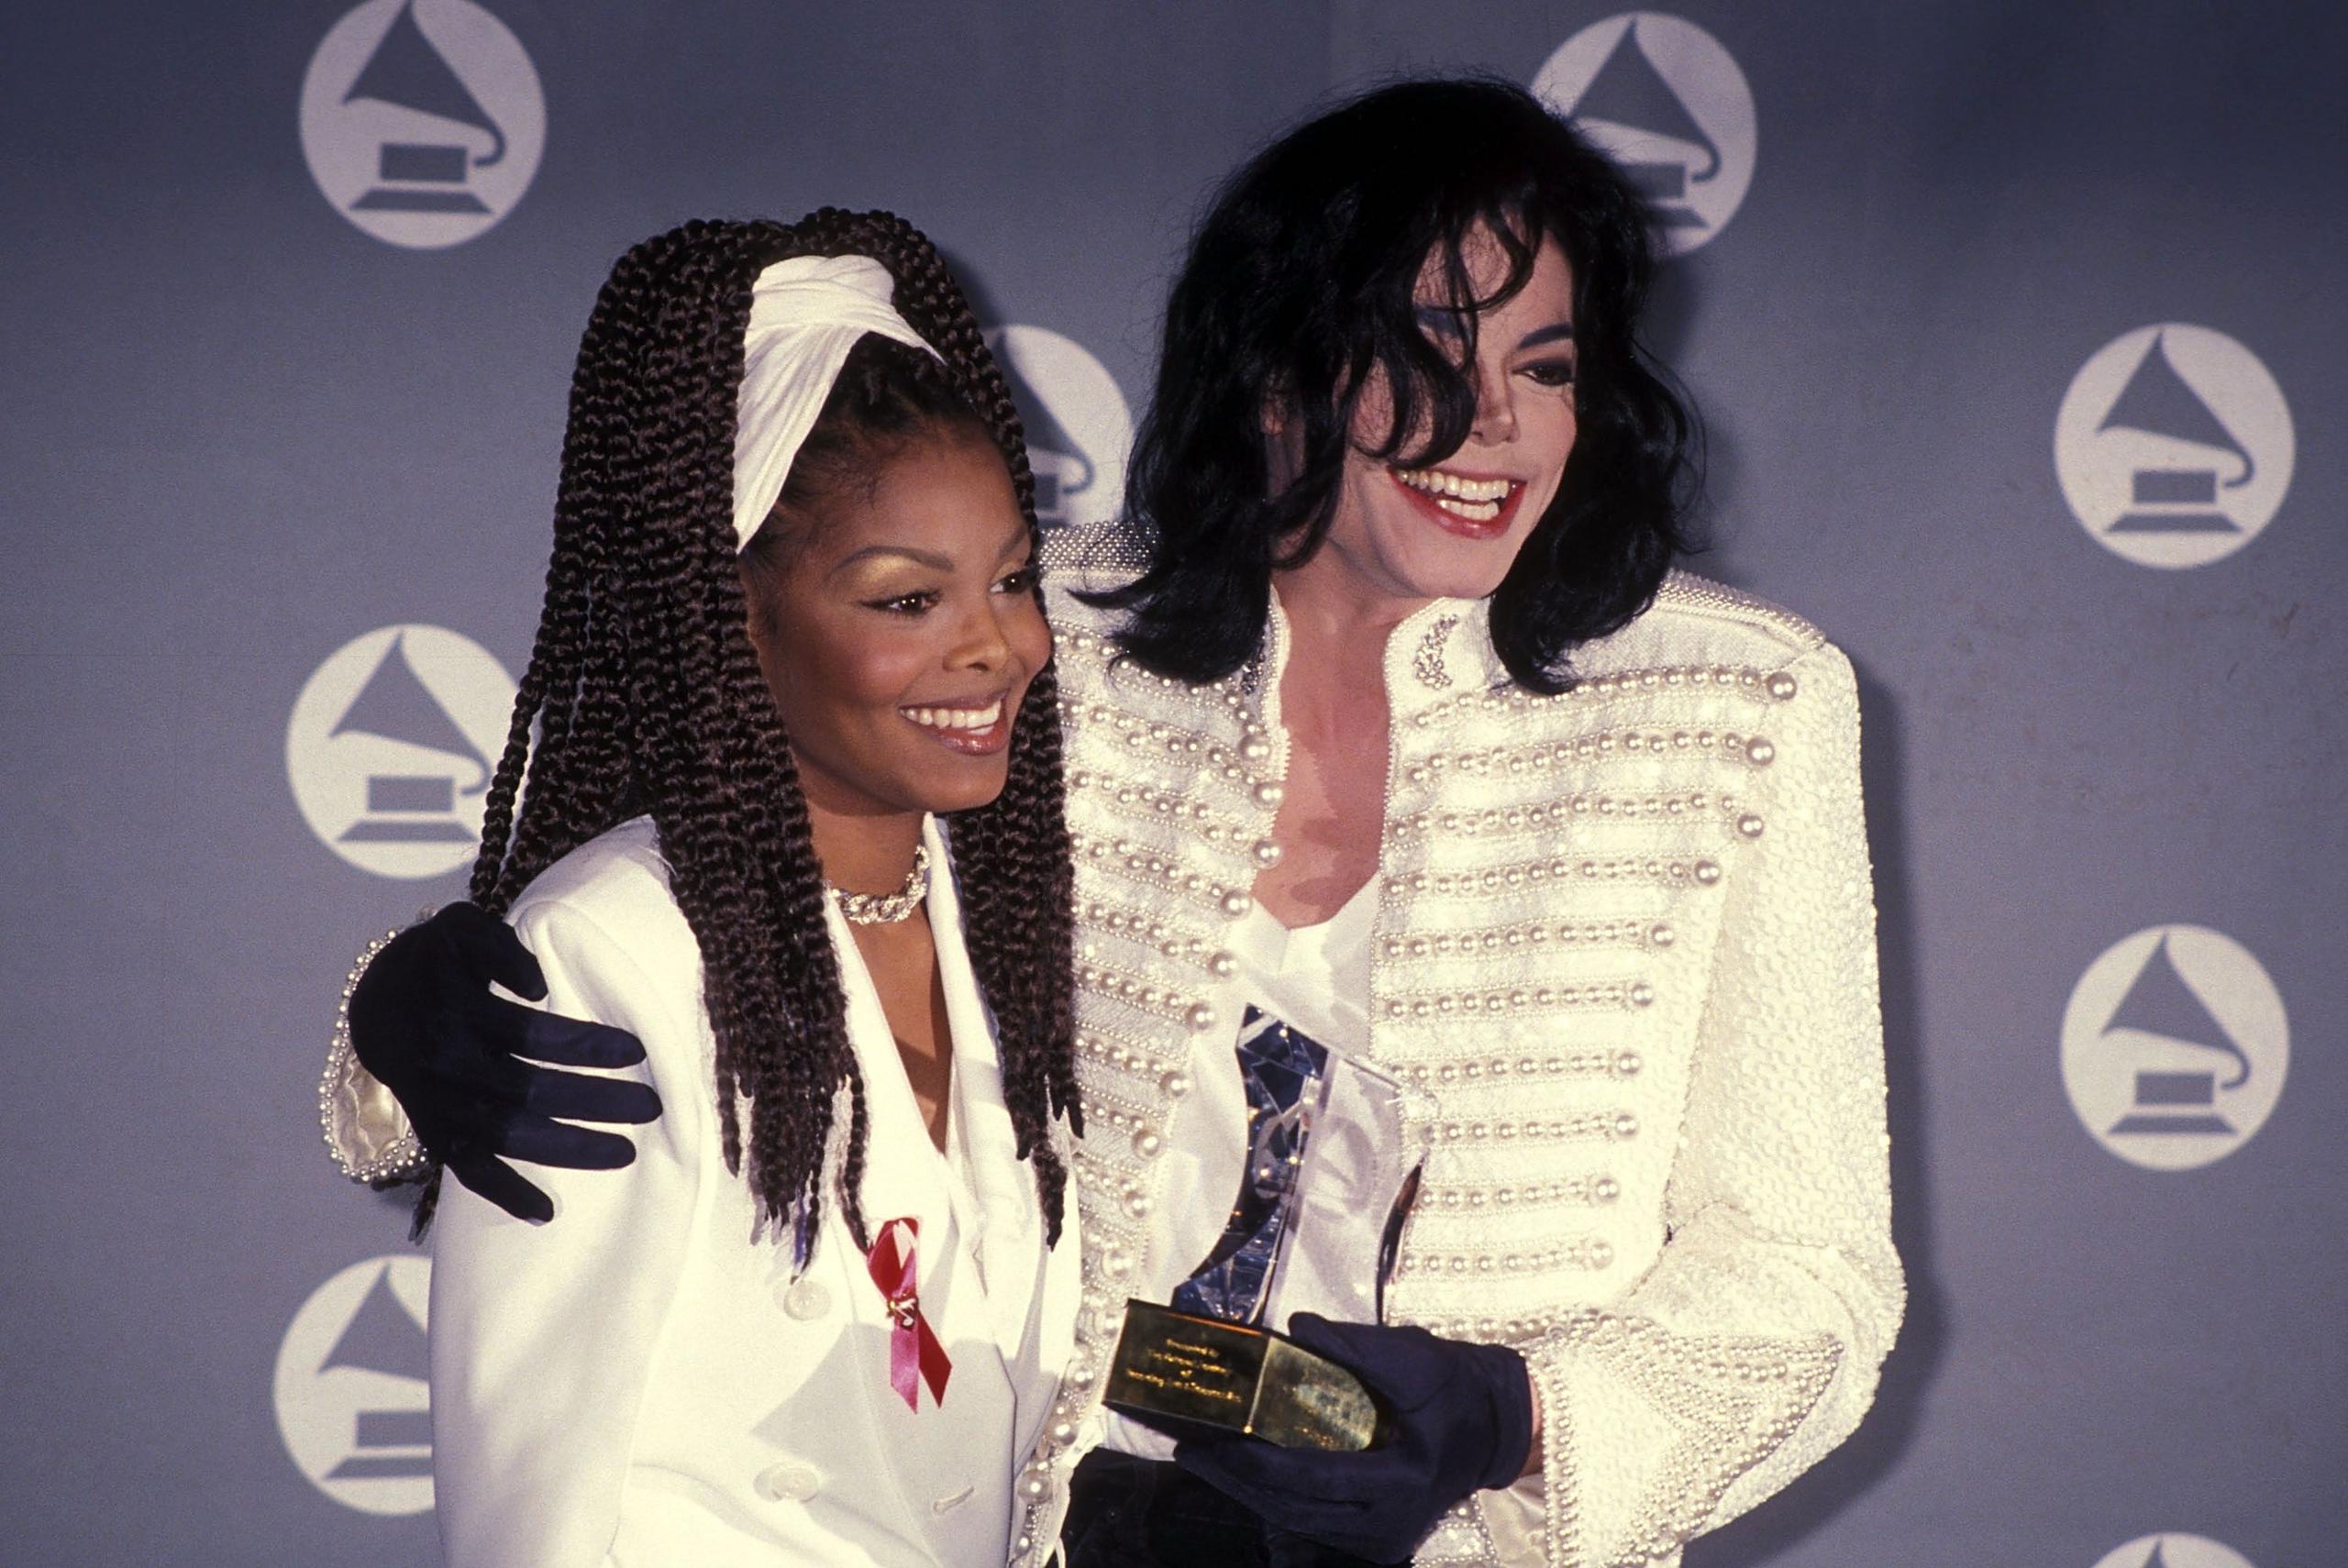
[867,1218,951,1410]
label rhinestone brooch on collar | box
[830,842,931,925]
[1412,614,1459,690]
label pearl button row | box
[1067,767,1227,819]
[1421,1173,1623,1209]
[1381,917,1672,960]
[1515,662,1782,704]
[1388,856,1722,900]
[1426,1110,1639,1143]
[1406,725,1778,778]
[1069,833,1256,918]
[1394,791,1760,844]
[1002,1343,1120,1562]
[1058,627,1258,711]
[1073,900,1243,979]
[1381,978,1656,1021]
[1065,702,1222,758]
[1394,1236,1617,1278]
[1061,656,1283,834]
[1390,1048,1645,1085]
[1068,1160,1162,1225]
[1061,697,1276,783]
[1062,1089,1169,1163]
[1064,767,1269,839]
[1071,1028,1189,1081]
[1074,959,1216,1032]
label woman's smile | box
[900,693,1013,753]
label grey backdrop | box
[2,2,2338,1563]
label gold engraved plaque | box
[1104,1299,1379,1452]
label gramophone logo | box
[286,624,516,879]
[2088,1534,2258,1568]
[2062,924,2288,1171]
[2055,325,2294,568]
[273,1256,433,1516]
[299,0,545,248]
[1533,13,1756,254]
[983,326,1135,573]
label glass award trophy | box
[1105,1015,1428,1451]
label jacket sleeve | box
[1498,640,1904,1567]
[320,932,425,1184]
[426,893,706,1568]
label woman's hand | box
[1172,1312,1535,1563]
[349,903,661,1221]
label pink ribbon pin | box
[867,1217,951,1410]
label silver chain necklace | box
[829,841,931,925]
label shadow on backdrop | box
[1642,250,1752,588]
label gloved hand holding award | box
[1103,1015,1429,1452]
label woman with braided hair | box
[382,210,1085,1566]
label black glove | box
[1172,1313,1535,1564]
[349,902,661,1222]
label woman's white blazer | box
[426,814,1082,1567]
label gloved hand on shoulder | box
[349,902,659,1222]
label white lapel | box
[817,822,1088,1557]
[928,818,1040,1357]
[825,880,1030,1556]
[927,819,1083,1463]
[825,892,954,1307]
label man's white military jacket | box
[1007,573,1903,1568]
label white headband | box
[732,253,943,551]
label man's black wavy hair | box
[1094,76,1699,693]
